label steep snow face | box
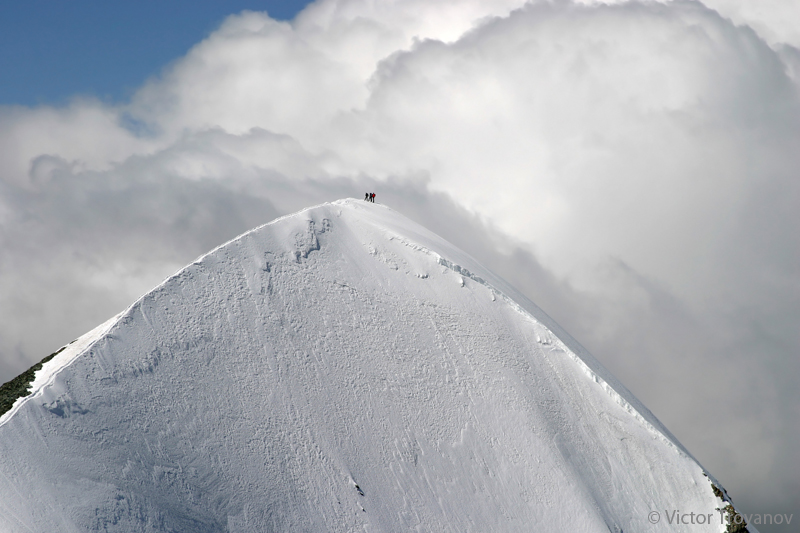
[0,199,727,532]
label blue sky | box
[0,0,313,106]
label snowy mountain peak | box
[0,199,743,532]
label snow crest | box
[0,199,728,532]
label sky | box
[0,0,798,531]
[0,0,313,105]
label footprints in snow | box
[350,477,365,497]
[349,478,367,513]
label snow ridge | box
[0,198,731,532]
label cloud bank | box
[1,0,798,529]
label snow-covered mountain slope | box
[0,199,740,532]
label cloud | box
[1,0,799,529]
[701,0,800,48]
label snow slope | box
[0,199,737,532]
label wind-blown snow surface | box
[0,199,730,532]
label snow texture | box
[0,199,732,532]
